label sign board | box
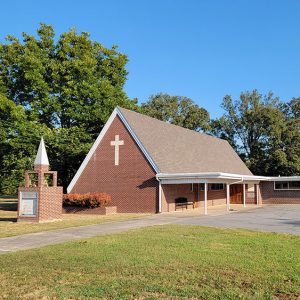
[19,192,38,217]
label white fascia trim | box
[270,176,300,182]
[67,108,119,193]
[159,177,261,185]
[67,107,160,193]
[156,172,241,180]
[156,172,268,181]
[117,108,160,174]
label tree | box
[271,97,300,176]
[211,90,300,176]
[0,23,137,136]
[286,97,300,119]
[141,93,210,132]
[0,24,137,193]
[0,93,50,194]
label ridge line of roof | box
[117,106,228,143]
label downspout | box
[156,175,162,213]
[158,181,162,213]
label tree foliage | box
[0,24,299,194]
[141,93,210,132]
[211,90,300,176]
[0,24,137,193]
[0,23,137,136]
[0,93,48,194]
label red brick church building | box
[68,107,300,213]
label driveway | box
[0,205,299,254]
[172,204,300,235]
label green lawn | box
[0,225,299,299]
[0,197,147,238]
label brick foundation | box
[63,206,117,215]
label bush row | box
[63,192,111,208]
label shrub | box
[63,192,111,208]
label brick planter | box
[62,206,117,215]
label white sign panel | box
[19,192,38,216]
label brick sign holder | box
[18,138,63,222]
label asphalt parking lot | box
[172,204,300,235]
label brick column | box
[25,172,30,188]
[38,171,44,187]
[53,172,57,187]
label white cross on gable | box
[110,135,124,166]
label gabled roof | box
[118,107,253,176]
[67,107,252,192]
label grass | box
[0,197,147,238]
[0,225,299,299]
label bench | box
[175,197,195,210]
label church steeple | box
[18,137,62,222]
[34,137,49,172]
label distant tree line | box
[0,24,299,194]
[144,92,300,177]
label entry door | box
[230,185,243,204]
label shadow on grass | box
[0,195,17,199]
[0,217,17,222]
[0,197,18,222]
[0,198,18,212]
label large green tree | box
[0,93,49,194]
[211,90,300,176]
[141,93,210,132]
[272,97,300,176]
[0,24,137,193]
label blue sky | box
[0,0,299,118]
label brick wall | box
[261,181,300,204]
[206,188,227,206]
[38,187,63,221]
[161,184,226,212]
[161,184,195,212]
[245,184,257,204]
[71,116,158,213]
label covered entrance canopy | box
[156,172,268,214]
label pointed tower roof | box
[34,137,49,166]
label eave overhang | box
[156,172,269,184]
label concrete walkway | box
[0,216,175,254]
[0,205,299,254]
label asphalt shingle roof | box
[119,107,253,175]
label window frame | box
[210,183,224,191]
[274,181,300,191]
